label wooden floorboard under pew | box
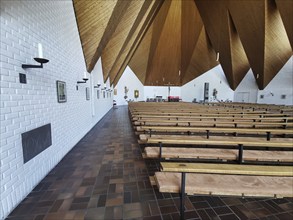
[144,147,293,162]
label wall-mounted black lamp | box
[76,72,89,90]
[22,43,49,69]
[94,81,101,88]
[101,84,107,90]
[77,72,89,84]
[77,78,88,84]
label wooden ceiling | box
[73,0,292,90]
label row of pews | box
[129,102,293,219]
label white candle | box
[83,71,87,79]
[216,52,219,61]
[104,84,106,89]
[97,80,101,85]
[38,43,43,58]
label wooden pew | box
[144,147,293,163]
[132,113,293,121]
[139,134,293,163]
[136,126,293,138]
[134,120,292,128]
[155,162,293,219]
[134,116,293,122]
[139,134,293,146]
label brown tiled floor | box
[5,106,293,220]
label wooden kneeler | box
[157,162,293,220]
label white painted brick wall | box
[0,1,113,219]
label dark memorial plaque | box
[21,124,52,163]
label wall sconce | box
[77,71,88,84]
[101,84,107,90]
[94,81,101,88]
[22,43,49,69]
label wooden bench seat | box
[136,126,293,137]
[132,113,293,121]
[155,171,293,197]
[160,162,293,176]
[133,115,293,119]
[144,147,293,162]
[139,134,293,148]
[134,120,292,128]
[132,111,282,117]
[155,162,293,219]
[135,116,293,122]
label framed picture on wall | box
[97,90,100,99]
[134,90,139,98]
[86,87,90,100]
[56,80,66,103]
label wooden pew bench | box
[139,134,293,163]
[131,111,276,117]
[134,116,293,122]
[155,162,293,219]
[134,120,293,128]
[132,113,293,121]
[144,147,293,163]
[136,126,293,138]
[139,134,293,146]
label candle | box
[83,71,87,79]
[216,52,219,61]
[38,43,43,58]
[97,80,101,85]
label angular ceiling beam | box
[180,0,203,84]
[111,0,164,86]
[128,26,153,84]
[195,0,250,90]
[74,0,131,73]
[145,0,182,86]
[228,0,291,89]
[129,0,171,85]
[101,0,146,81]
[88,0,132,73]
[275,0,293,50]
[182,27,218,85]
[226,12,250,90]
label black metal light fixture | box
[77,72,89,84]
[94,81,101,88]
[101,84,107,90]
[22,57,49,69]
[77,78,88,84]
[22,43,49,69]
